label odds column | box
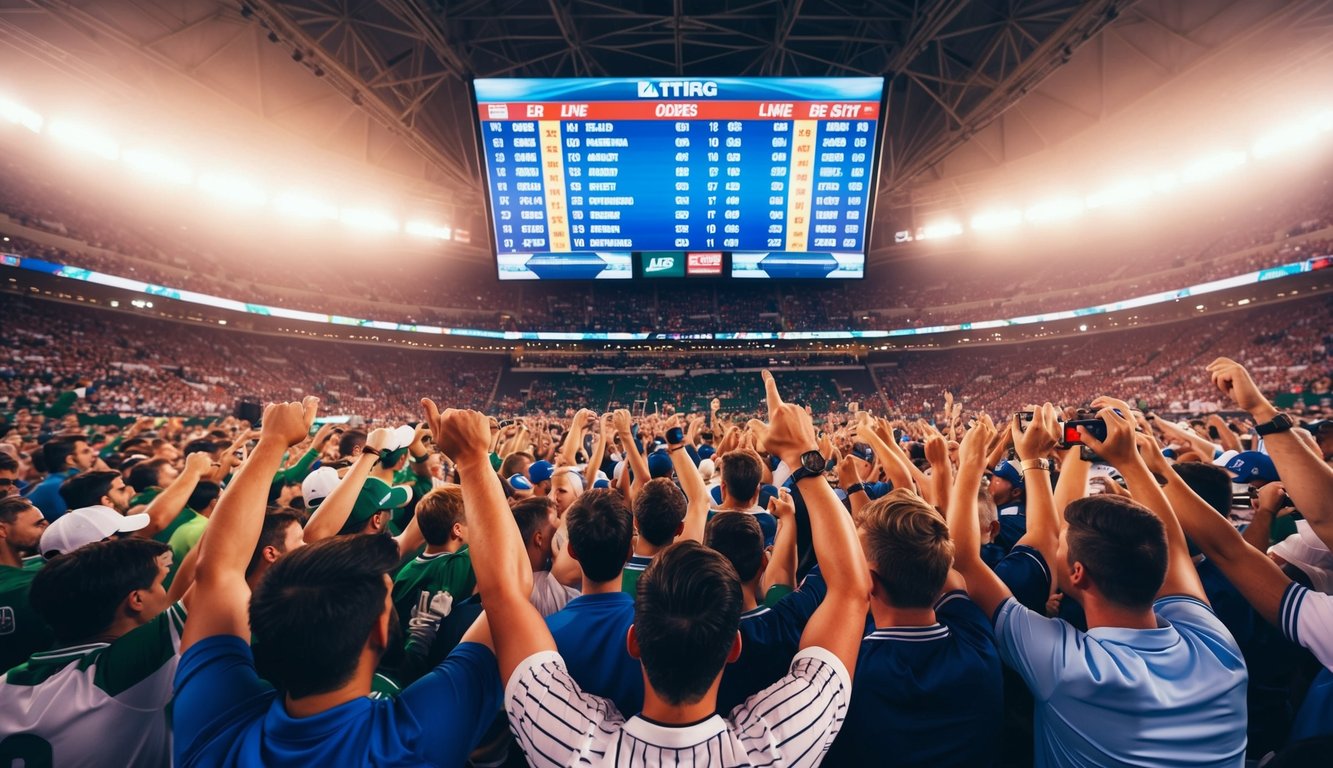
[785,119,817,252]
[539,119,571,252]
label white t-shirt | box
[530,569,580,618]
[505,646,850,767]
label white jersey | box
[0,602,185,767]
[506,646,850,767]
[1280,582,1333,668]
[531,569,580,618]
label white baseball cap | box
[40,505,151,559]
[302,466,340,509]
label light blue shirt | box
[995,594,1247,767]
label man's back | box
[172,636,500,767]
[546,591,644,717]
[827,591,1003,767]
[391,546,475,632]
[994,595,1247,767]
[0,558,51,674]
[0,602,185,767]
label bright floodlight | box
[405,220,453,240]
[340,207,400,232]
[1180,151,1247,183]
[0,97,43,133]
[274,191,338,220]
[198,173,267,207]
[1252,118,1324,159]
[1025,197,1084,223]
[970,209,1022,231]
[48,119,119,160]
[1085,178,1154,209]
[918,220,962,240]
[122,148,194,185]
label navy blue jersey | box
[546,591,644,717]
[717,569,827,715]
[993,544,1051,615]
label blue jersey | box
[172,636,500,767]
[26,469,76,521]
[545,591,643,717]
[717,569,826,715]
[994,504,1026,551]
[826,591,1003,767]
[992,544,1051,615]
[994,595,1247,767]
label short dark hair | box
[500,451,534,479]
[30,538,168,643]
[42,437,85,473]
[416,486,465,546]
[705,511,765,582]
[566,489,633,583]
[59,470,119,509]
[338,430,367,458]
[0,453,18,473]
[634,540,741,705]
[633,478,687,547]
[1171,462,1233,517]
[720,450,763,504]
[0,496,37,525]
[860,490,954,608]
[249,534,400,699]
[512,496,556,544]
[188,481,222,513]
[127,458,170,493]
[247,510,304,578]
[183,438,221,457]
[1064,495,1167,609]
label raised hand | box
[183,450,215,477]
[836,454,862,490]
[611,409,633,436]
[761,370,818,468]
[1013,403,1060,462]
[768,486,795,520]
[1206,357,1271,414]
[261,397,318,448]
[924,433,949,470]
[1081,396,1145,470]
[959,413,996,470]
[421,400,491,465]
[365,427,392,454]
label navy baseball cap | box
[507,474,534,491]
[529,460,555,485]
[849,443,874,463]
[992,460,1024,489]
[647,450,674,479]
[1225,451,1279,483]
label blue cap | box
[1225,451,1279,483]
[529,460,555,485]
[992,460,1024,489]
[592,478,610,489]
[507,474,533,491]
[849,442,874,463]
[697,445,716,460]
[647,450,674,479]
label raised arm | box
[138,451,213,538]
[923,433,953,515]
[667,415,710,543]
[1079,397,1207,604]
[854,417,913,492]
[836,455,868,519]
[613,409,651,499]
[946,415,1013,618]
[1011,404,1062,571]
[302,428,390,544]
[424,401,550,684]
[763,487,797,594]
[1152,416,1219,459]
[762,371,870,679]
[1208,357,1333,548]
[182,398,317,652]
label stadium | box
[1,1,1331,767]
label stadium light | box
[274,191,338,220]
[1024,197,1084,223]
[0,96,43,133]
[47,119,119,160]
[970,209,1022,231]
[121,148,194,186]
[1180,150,1247,184]
[198,172,267,207]
[1252,113,1332,158]
[917,220,962,240]
[339,207,400,232]
[1085,178,1152,209]
[405,220,453,240]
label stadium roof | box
[2,0,1331,243]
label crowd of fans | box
[1,343,1332,766]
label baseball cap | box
[508,474,534,491]
[849,443,874,463]
[342,476,412,535]
[1225,451,1279,483]
[697,445,716,460]
[40,505,150,559]
[647,450,674,479]
[529,460,555,485]
[302,466,340,509]
[992,460,1024,489]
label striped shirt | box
[506,646,850,767]
[1279,583,1333,741]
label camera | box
[1064,418,1108,446]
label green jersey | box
[0,603,186,767]
[165,516,208,586]
[0,558,52,674]
[391,547,475,634]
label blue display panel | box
[473,77,886,280]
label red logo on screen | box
[687,252,723,275]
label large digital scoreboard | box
[473,77,886,280]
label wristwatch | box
[846,482,867,495]
[789,449,827,483]
[1020,458,1052,472]
[1254,413,1294,436]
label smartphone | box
[1017,411,1035,423]
[234,400,263,428]
[499,419,515,429]
[666,426,685,445]
[1064,418,1107,446]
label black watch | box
[846,482,867,495]
[1254,413,1294,436]
[789,449,827,483]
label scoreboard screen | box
[473,77,886,280]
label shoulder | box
[1278,582,1333,667]
[1154,594,1235,650]
[504,650,623,766]
[727,647,851,762]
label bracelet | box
[846,482,867,495]
[668,444,686,453]
[1020,458,1051,472]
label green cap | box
[340,476,411,535]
